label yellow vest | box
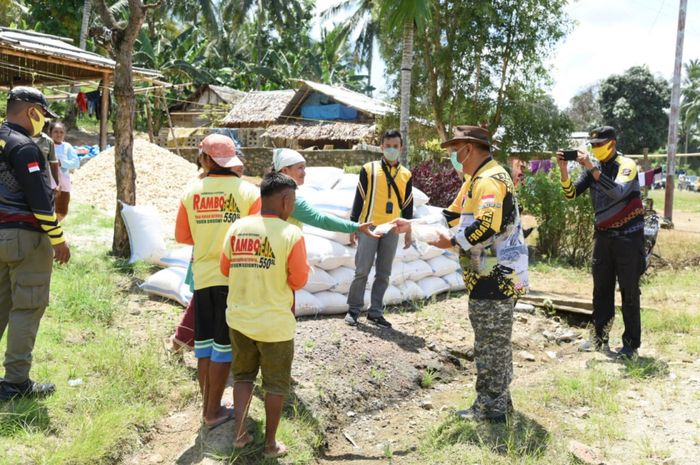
[223,216,305,342]
[181,175,259,289]
[358,160,412,225]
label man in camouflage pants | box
[426,126,528,422]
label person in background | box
[427,125,528,423]
[175,134,260,429]
[0,87,70,401]
[221,171,309,459]
[33,126,60,192]
[557,126,644,359]
[345,129,413,329]
[49,122,81,221]
[271,148,377,241]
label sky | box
[312,0,700,109]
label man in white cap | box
[175,134,260,429]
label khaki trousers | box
[0,228,53,383]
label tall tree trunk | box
[365,39,374,96]
[95,0,155,258]
[79,0,92,49]
[399,21,414,167]
[111,42,138,257]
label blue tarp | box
[301,103,358,121]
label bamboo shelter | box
[0,27,159,149]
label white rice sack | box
[411,223,450,244]
[315,291,349,315]
[414,241,444,260]
[413,205,431,218]
[295,290,323,317]
[339,253,356,269]
[304,266,337,293]
[297,186,322,203]
[413,187,429,207]
[383,285,404,305]
[394,243,420,263]
[328,266,355,294]
[304,234,353,270]
[139,267,192,307]
[304,167,344,190]
[120,202,167,265]
[417,276,451,298]
[427,254,461,277]
[307,188,355,219]
[304,225,352,245]
[366,262,407,289]
[399,280,424,301]
[158,246,193,268]
[443,271,467,291]
[404,260,433,282]
[334,173,359,191]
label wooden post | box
[158,86,181,156]
[642,147,649,198]
[144,91,155,143]
[664,0,687,222]
[99,72,110,150]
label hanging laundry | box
[76,92,88,113]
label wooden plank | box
[0,46,112,75]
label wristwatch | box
[589,166,600,175]
[450,236,457,247]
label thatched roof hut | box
[262,121,376,143]
[221,89,295,128]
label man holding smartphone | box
[345,129,413,329]
[557,126,644,359]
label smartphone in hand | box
[561,150,579,161]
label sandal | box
[263,441,288,459]
[204,408,235,431]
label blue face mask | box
[383,147,400,162]
[450,151,463,173]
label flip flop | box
[204,408,235,431]
[263,442,288,459]
[234,432,254,449]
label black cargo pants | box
[591,229,644,350]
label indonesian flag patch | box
[27,162,40,173]
[481,194,495,200]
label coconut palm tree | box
[322,0,378,94]
[380,0,431,167]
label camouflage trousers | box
[468,297,514,418]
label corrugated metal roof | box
[0,27,159,81]
[0,28,114,69]
[281,80,395,118]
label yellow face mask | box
[591,140,614,162]
[28,107,46,137]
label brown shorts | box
[55,191,70,217]
[230,329,294,396]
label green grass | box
[550,366,623,415]
[420,369,437,389]
[0,204,195,465]
[647,189,700,214]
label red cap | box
[199,134,242,168]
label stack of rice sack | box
[132,166,466,315]
[294,167,465,317]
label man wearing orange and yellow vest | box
[175,134,260,430]
[429,125,528,423]
[345,129,413,329]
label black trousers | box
[591,230,644,349]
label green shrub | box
[518,166,594,266]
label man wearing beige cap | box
[175,134,260,429]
